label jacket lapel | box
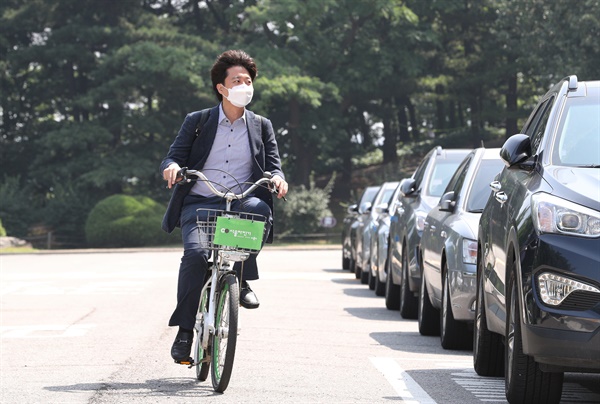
[191,105,220,170]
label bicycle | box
[174,168,280,393]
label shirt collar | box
[218,103,246,125]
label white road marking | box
[370,357,437,404]
[451,369,505,402]
[0,324,95,338]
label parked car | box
[349,185,381,278]
[475,75,600,403]
[387,146,471,318]
[418,147,504,350]
[358,181,399,284]
[371,183,402,296]
[342,186,380,270]
[359,181,398,284]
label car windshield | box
[427,161,463,197]
[360,187,380,205]
[553,95,600,167]
[466,159,505,212]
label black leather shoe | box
[171,330,193,361]
[240,281,260,309]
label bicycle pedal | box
[174,357,193,366]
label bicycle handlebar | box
[177,168,284,201]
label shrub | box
[274,174,334,236]
[0,218,6,237]
[85,194,178,247]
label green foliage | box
[2,0,599,247]
[274,174,335,236]
[0,218,6,237]
[85,194,178,247]
[0,176,39,238]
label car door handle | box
[495,191,508,204]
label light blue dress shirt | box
[190,104,253,197]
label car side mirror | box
[500,134,533,168]
[359,201,372,214]
[374,202,389,214]
[400,178,417,197]
[439,191,456,212]
[347,204,358,214]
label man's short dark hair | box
[211,50,258,102]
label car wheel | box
[385,255,400,310]
[368,267,376,290]
[374,259,386,297]
[505,265,563,403]
[342,256,350,270]
[360,267,369,284]
[473,256,504,376]
[354,256,361,279]
[440,262,471,350]
[418,271,440,336]
[399,244,418,319]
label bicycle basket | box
[196,208,267,253]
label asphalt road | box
[1,247,599,403]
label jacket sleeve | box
[261,117,285,180]
[159,112,199,174]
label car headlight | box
[531,193,600,237]
[537,272,600,306]
[462,238,477,264]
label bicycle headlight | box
[531,193,600,237]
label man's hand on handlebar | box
[271,175,288,200]
[163,163,182,189]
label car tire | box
[473,256,504,377]
[505,266,563,403]
[374,260,386,297]
[418,271,440,336]
[440,262,471,350]
[354,256,361,279]
[399,244,418,319]
[360,268,369,284]
[385,256,400,310]
[368,267,376,290]
[342,256,350,270]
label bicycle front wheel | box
[211,273,239,393]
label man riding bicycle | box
[160,49,288,362]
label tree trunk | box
[506,73,518,138]
[289,98,311,186]
[382,114,398,164]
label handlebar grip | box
[177,167,188,179]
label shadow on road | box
[44,378,222,399]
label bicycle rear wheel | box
[211,273,239,393]
[195,286,210,381]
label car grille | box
[559,290,600,311]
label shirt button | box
[226,160,229,163]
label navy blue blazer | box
[160,105,285,241]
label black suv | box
[475,76,600,403]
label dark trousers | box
[169,194,272,330]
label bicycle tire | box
[211,273,239,393]
[196,286,210,381]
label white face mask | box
[223,83,253,108]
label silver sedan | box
[418,147,504,349]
